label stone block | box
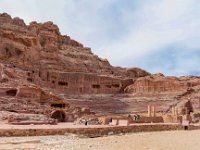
[111,119,118,126]
[118,119,129,126]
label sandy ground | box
[0,130,199,150]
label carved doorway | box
[50,110,66,122]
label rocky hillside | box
[0,13,149,78]
[0,12,200,115]
[0,12,150,115]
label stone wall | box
[129,116,164,123]
[0,124,195,137]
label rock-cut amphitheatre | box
[0,13,200,137]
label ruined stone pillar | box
[185,107,188,115]
[172,106,175,116]
[173,106,176,116]
[152,105,156,117]
[148,105,151,117]
[175,107,178,116]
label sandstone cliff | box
[0,13,149,78]
[0,13,150,116]
[0,12,150,94]
[1,12,200,116]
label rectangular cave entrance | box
[27,78,33,82]
[112,84,120,88]
[92,84,100,89]
[184,126,188,130]
[51,103,66,108]
[105,85,112,88]
[58,81,68,86]
[6,89,17,96]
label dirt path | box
[0,130,199,150]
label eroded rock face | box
[0,13,149,78]
[1,12,200,117]
[0,13,151,120]
[121,74,200,114]
[125,75,189,95]
[0,13,149,95]
[125,75,200,96]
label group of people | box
[128,114,140,120]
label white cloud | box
[99,0,200,61]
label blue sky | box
[0,0,200,76]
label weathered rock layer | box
[0,12,200,116]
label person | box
[134,115,137,120]
[109,117,112,125]
[136,114,140,120]
[85,121,88,126]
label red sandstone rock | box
[124,75,188,94]
[0,12,150,98]
[1,12,200,119]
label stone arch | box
[50,110,66,122]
